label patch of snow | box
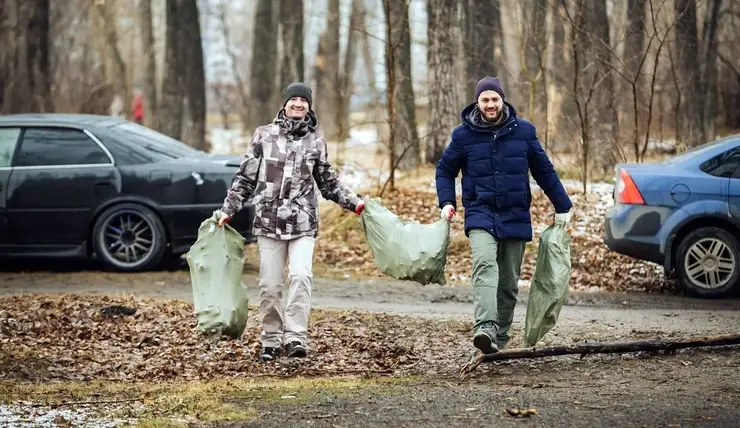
[0,402,137,428]
[208,127,246,155]
[346,127,378,146]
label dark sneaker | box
[473,329,499,354]
[285,341,307,358]
[260,346,280,362]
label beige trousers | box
[257,236,315,347]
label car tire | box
[676,227,740,298]
[92,203,168,272]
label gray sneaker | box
[473,328,499,354]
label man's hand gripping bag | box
[186,212,249,343]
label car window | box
[109,122,205,160]
[700,147,740,178]
[15,127,111,167]
[0,127,21,167]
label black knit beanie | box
[474,76,505,101]
[283,82,312,109]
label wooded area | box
[1,0,738,188]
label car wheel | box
[92,203,168,272]
[676,227,740,298]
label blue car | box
[604,134,740,298]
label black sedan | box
[0,114,254,271]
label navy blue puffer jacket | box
[435,101,572,241]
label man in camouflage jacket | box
[217,82,364,361]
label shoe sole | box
[473,334,498,354]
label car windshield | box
[662,138,731,165]
[110,122,205,159]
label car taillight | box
[616,168,645,205]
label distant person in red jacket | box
[132,92,144,124]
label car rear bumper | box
[603,204,667,265]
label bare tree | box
[139,0,157,128]
[520,0,548,131]
[159,0,184,139]
[384,0,420,172]
[587,0,620,172]
[674,0,699,148]
[621,0,647,153]
[426,0,461,165]
[335,0,363,167]
[698,0,723,142]
[93,0,129,116]
[1,0,51,114]
[279,0,304,89]
[217,1,250,133]
[463,0,500,99]
[249,0,278,129]
[314,0,341,141]
[180,0,206,150]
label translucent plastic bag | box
[186,212,250,343]
[359,198,450,285]
[523,218,571,347]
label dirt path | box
[227,347,740,428]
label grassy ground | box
[0,376,412,427]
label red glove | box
[355,201,365,216]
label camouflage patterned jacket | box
[220,110,361,240]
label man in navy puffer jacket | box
[436,76,572,354]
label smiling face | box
[477,90,505,122]
[284,97,309,120]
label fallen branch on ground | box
[460,333,740,377]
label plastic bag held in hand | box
[185,211,250,343]
[359,198,451,285]
[523,216,572,347]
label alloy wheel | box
[100,210,156,267]
[683,237,736,289]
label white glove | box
[441,205,456,221]
[554,212,571,224]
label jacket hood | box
[461,101,517,133]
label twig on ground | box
[460,333,740,377]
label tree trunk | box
[0,1,13,113]
[314,0,340,141]
[249,0,278,129]
[279,0,304,89]
[384,0,420,171]
[521,0,548,125]
[674,0,700,147]
[426,0,460,165]
[139,0,157,129]
[94,0,128,117]
[623,0,646,160]
[586,0,620,172]
[2,0,51,114]
[159,0,184,140]
[335,0,363,166]
[180,0,206,150]
[360,5,385,148]
[549,1,572,144]
[463,0,499,100]
[698,0,722,143]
